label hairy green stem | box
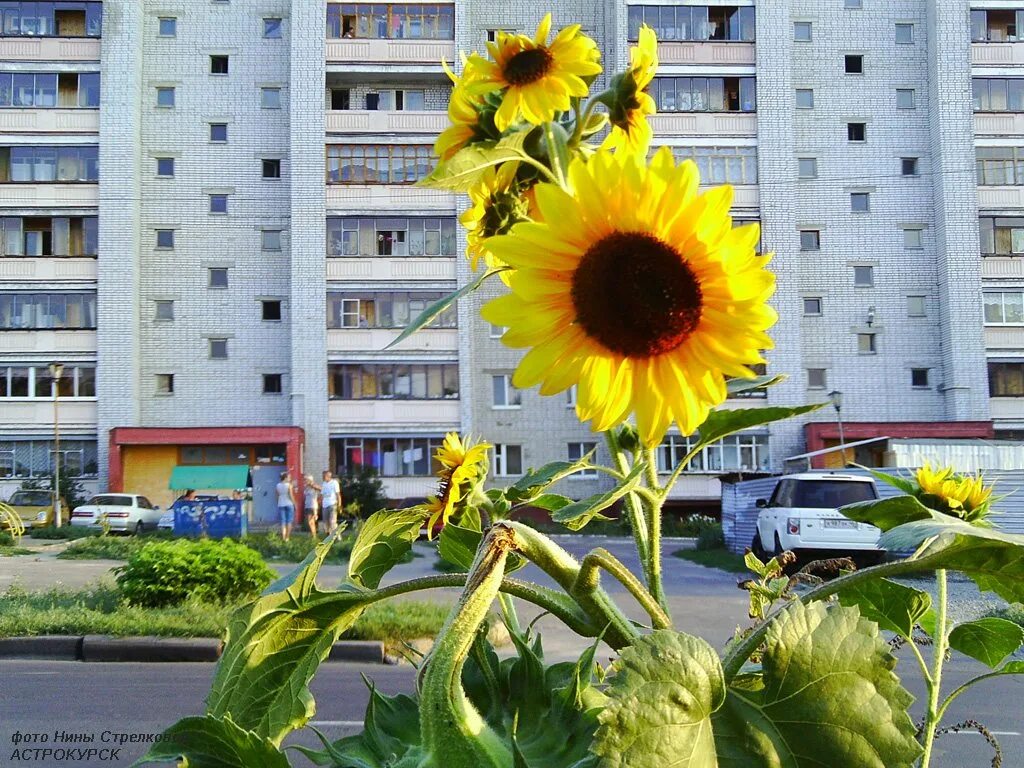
[497,592,521,635]
[721,550,956,681]
[543,122,567,188]
[604,431,650,575]
[642,447,667,611]
[918,569,948,768]
[504,521,639,649]
[661,445,704,500]
[575,548,670,629]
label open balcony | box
[0,257,96,282]
[327,258,456,282]
[327,327,457,352]
[0,329,95,353]
[1,399,96,429]
[329,399,459,430]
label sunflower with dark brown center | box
[481,148,778,447]
[464,13,601,132]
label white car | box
[752,473,884,563]
[70,494,163,534]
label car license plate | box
[824,519,857,530]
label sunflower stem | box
[497,592,522,635]
[543,122,568,189]
[605,430,650,569]
[642,447,668,611]
[575,547,670,629]
[919,569,949,768]
[569,98,585,147]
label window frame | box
[491,373,522,409]
[492,443,523,477]
[208,267,229,289]
[807,368,827,390]
[263,373,283,394]
[799,229,821,251]
[567,442,598,478]
[208,338,229,359]
[803,297,822,316]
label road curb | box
[0,636,386,663]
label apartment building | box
[0,1,1006,518]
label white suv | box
[752,473,883,562]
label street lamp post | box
[49,362,64,527]
[828,389,847,468]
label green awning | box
[169,465,251,490]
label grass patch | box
[0,546,34,557]
[0,582,449,648]
[511,514,717,538]
[55,531,356,563]
[58,536,153,560]
[28,525,100,541]
[673,547,748,574]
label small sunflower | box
[423,433,491,536]
[481,148,777,447]
[914,463,994,524]
[465,14,602,132]
[600,25,658,155]
[460,162,531,276]
[435,58,494,162]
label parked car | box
[157,510,174,531]
[3,490,68,529]
[752,472,884,563]
[70,494,162,534]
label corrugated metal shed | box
[720,467,1024,555]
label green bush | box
[695,522,725,551]
[664,513,719,538]
[0,530,14,547]
[28,525,98,540]
[239,532,353,563]
[115,539,274,608]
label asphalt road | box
[1,655,1021,768]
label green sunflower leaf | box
[386,267,508,350]
[836,576,932,638]
[725,374,786,397]
[948,617,1024,669]
[551,463,644,531]
[347,508,425,589]
[438,522,526,573]
[506,452,597,505]
[418,129,533,192]
[695,404,824,450]
[841,494,934,532]
[131,715,291,768]
[861,466,919,495]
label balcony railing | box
[657,41,755,65]
[326,39,454,65]
[975,112,1024,136]
[326,185,455,212]
[2,399,96,428]
[649,112,756,137]
[985,326,1024,349]
[328,399,460,429]
[0,329,96,353]
[972,42,1024,66]
[326,110,448,134]
[0,109,98,133]
[0,257,96,282]
[0,184,97,207]
[326,258,456,282]
[327,327,458,352]
[978,186,1024,208]
[0,37,99,61]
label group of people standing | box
[275,470,342,541]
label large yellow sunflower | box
[480,148,777,447]
[423,433,491,535]
[601,25,658,156]
[460,162,530,276]
[465,14,601,132]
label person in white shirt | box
[321,471,342,534]
[276,471,296,541]
[304,475,321,539]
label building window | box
[0,364,95,398]
[363,89,426,110]
[807,368,827,389]
[262,159,281,178]
[328,291,457,329]
[798,157,818,179]
[329,363,459,400]
[844,55,863,74]
[489,324,505,338]
[567,442,597,477]
[901,157,919,176]
[329,88,350,110]
[262,230,282,251]
[989,361,1024,396]
[904,228,923,249]
[0,145,98,183]
[327,217,457,256]
[979,216,1024,255]
[158,17,176,37]
[486,28,515,42]
[626,5,755,42]
[907,295,927,317]
[0,292,96,329]
[0,3,103,38]
[845,0,862,7]
[651,77,756,113]
[565,384,577,407]
[793,22,812,42]
[154,300,174,321]
[858,333,877,354]
[334,436,448,476]
[261,87,281,109]
[0,72,98,108]
[975,147,1024,185]
[263,373,283,394]
[973,78,1024,112]
[210,123,228,142]
[156,157,174,177]
[326,3,455,40]
[850,192,870,212]
[847,122,866,142]
[261,300,281,321]
[263,18,282,38]
[210,55,229,75]
[972,10,1024,42]
[803,297,822,316]
[326,144,436,184]
[895,23,914,44]
[156,374,174,394]
[209,194,228,214]
[911,368,929,388]
[984,291,1024,324]
[799,230,820,251]
[656,433,769,474]
[795,88,814,109]
[0,216,98,256]
[492,374,521,408]
[854,265,874,287]
[208,268,228,289]
[155,86,175,108]
[155,229,174,249]
[896,88,916,109]
[0,438,98,479]
[669,146,757,184]
[493,444,523,477]
[209,338,228,359]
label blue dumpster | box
[172,498,247,538]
